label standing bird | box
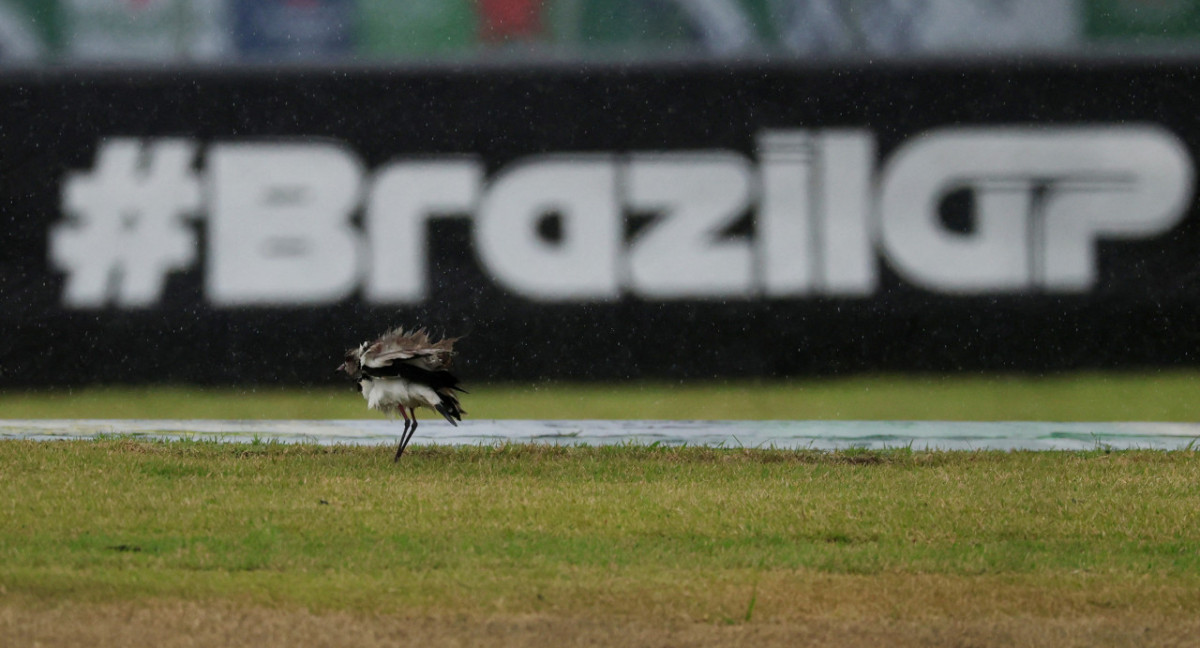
[337,327,467,461]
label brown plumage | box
[364,327,458,371]
[337,327,466,461]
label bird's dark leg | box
[394,406,412,462]
[397,413,419,460]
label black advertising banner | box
[2,61,1199,386]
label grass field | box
[3,373,1199,646]
[2,370,1200,420]
[1,439,1199,646]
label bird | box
[337,327,466,461]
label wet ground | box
[2,419,1198,451]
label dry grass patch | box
[3,595,1198,648]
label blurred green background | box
[3,0,1199,65]
[3,372,1198,421]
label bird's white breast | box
[360,377,441,412]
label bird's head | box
[337,342,367,378]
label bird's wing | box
[366,348,441,370]
[363,328,457,371]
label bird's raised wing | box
[362,327,458,371]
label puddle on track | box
[2,419,1199,451]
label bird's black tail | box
[434,391,465,426]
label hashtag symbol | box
[49,139,202,308]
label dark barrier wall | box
[2,61,1200,386]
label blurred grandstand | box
[0,0,1194,65]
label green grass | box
[2,370,1200,420]
[4,372,1200,635]
[1,439,1198,621]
